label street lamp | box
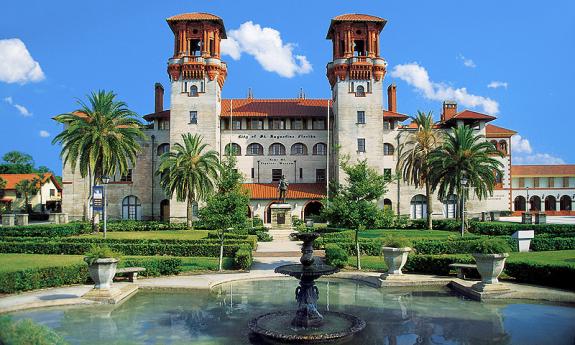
[102,176,111,239]
[460,176,468,237]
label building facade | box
[59,12,574,223]
[0,173,62,213]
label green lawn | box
[358,229,457,239]
[0,253,233,273]
[72,230,210,240]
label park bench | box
[449,263,478,280]
[115,267,146,282]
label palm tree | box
[157,133,220,228]
[15,177,40,213]
[398,111,442,229]
[428,125,504,222]
[52,90,145,224]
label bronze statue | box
[278,175,289,203]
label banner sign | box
[93,185,103,212]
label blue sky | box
[1,0,574,174]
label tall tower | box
[166,13,227,222]
[326,14,387,184]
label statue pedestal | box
[270,204,292,229]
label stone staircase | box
[253,228,324,258]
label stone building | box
[59,12,573,223]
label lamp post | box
[526,186,530,212]
[460,176,468,237]
[102,176,111,239]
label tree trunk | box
[187,198,193,229]
[425,181,433,230]
[355,229,361,270]
[219,228,224,271]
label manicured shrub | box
[0,264,89,294]
[469,222,575,237]
[382,237,413,248]
[0,317,69,345]
[84,245,122,265]
[325,244,348,268]
[468,238,512,254]
[530,237,575,251]
[120,257,182,276]
[404,254,474,276]
[0,222,89,237]
[505,261,575,290]
[233,245,252,270]
[105,220,189,231]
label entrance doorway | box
[160,199,170,222]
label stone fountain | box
[249,232,366,343]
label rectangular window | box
[291,118,306,130]
[50,189,55,197]
[312,119,325,130]
[272,169,282,182]
[533,178,539,188]
[270,118,285,130]
[357,111,365,124]
[357,138,366,153]
[563,177,570,187]
[384,168,392,180]
[0,190,4,198]
[158,119,169,130]
[316,169,326,182]
[383,121,390,130]
[251,168,255,179]
[299,168,303,179]
[231,119,242,130]
[121,169,133,182]
[248,119,264,130]
[518,177,525,188]
[189,111,198,124]
[549,177,554,188]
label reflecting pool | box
[9,279,575,344]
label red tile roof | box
[383,110,409,121]
[332,14,387,22]
[0,173,61,191]
[167,13,222,21]
[242,183,326,200]
[143,110,170,122]
[485,124,516,138]
[220,99,331,118]
[401,121,442,129]
[511,165,575,177]
[443,110,496,124]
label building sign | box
[258,158,296,166]
[237,134,317,139]
[93,185,103,212]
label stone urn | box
[472,253,508,284]
[85,258,119,289]
[381,247,411,275]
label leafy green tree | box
[199,155,250,270]
[158,133,220,228]
[15,177,40,213]
[321,159,389,269]
[2,151,34,166]
[428,125,504,230]
[398,111,442,230]
[52,90,144,226]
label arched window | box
[313,143,327,155]
[384,143,395,156]
[495,171,503,184]
[225,143,241,156]
[410,194,427,219]
[247,143,264,156]
[383,198,392,210]
[122,195,141,220]
[499,140,508,154]
[355,85,365,97]
[444,194,458,219]
[545,195,556,211]
[269,143,286,156]
[304,201,323,220]
[291,143,308,155]
[490,140,498,149]
[560,195,572,211]
[529,195,541,212]
[190,85,198,96]
[157,143,170,156]
[514,196,526,212]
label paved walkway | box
[254,229,301,257]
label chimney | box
[247,87,254,99]
[387,84,397,112]
[441,101,457,122]
[154,83,164,113]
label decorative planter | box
[472,253,508,284]
[86,258,119,289]
[382,247,411,275]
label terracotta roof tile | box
[332,14,386,22]
[143,110,170,122]
[0,173,61,191]
[242,183,326,200]
[167,13,222,21]
[383,110,409,121]
[444,110,496,123]
[485,124,516,138]
[220,99,331,118]
[511,165,575,177]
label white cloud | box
[390,62,499,114]
[488,81,508,89]
[3,96,32,116]
[458,54,476,68]
[511,135,532,154]
[0,38,45,84]
[39,130,50,138]
[511,134,565,164]
[221,21,312,78]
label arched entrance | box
[265,201,279,224]
[529,195,541,212]
[545,195,556,211]
[560,195,572,211]
[383,198,392,210]
[122,195,141,220]
[410,194,427,219]
[514,196,526,211]
[160,199,169,222]
[303,201,323,220]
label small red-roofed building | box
[0,173,62,213]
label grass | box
[358,229,457,239]
[72,230,210,240]
[0,253,235,273]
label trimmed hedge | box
[505,261,575,290]
[0,264,89,294]
[119,257,182,277]
[105,220,188,231]
[0,317,69,345]
[325,244,348,268]
[0,223,89,237]
[234,245,253,270]
[469,222,575,237]
[530,237,575,251]
[404,254,474,276]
